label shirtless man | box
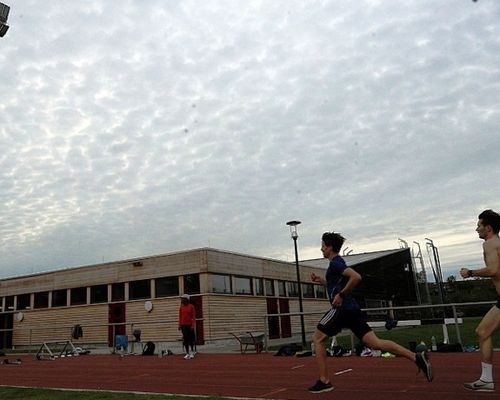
[460,209,500,392]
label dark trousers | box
[181,325,195,353]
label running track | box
[0,352,498,399]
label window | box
[17,293,31,310]
[212,274,231,294]
[277,280,286,297]
[302,283,315,298]
[184,274,200,294]
[287,281,299,297]
[234,276,252,295]
[111,282,125,302]
[255,278,264,296]
[5,295,14,310]
[315,285,327,299]
[90,284,108,304]
[129,279,151,300]
[71,287,87,305]
[52,289,67,307]
[155,276,179,298]
[265,279,275,296]
[34,292,49,309]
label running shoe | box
[463,379,494,392]
[360,348,372,357]
[415,351,433,382]
[308,380,333,393]
[183,353,191,360]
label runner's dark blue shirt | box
[325,255,360,310]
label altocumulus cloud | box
[0,0,499,279]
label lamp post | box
[286,220,306,347]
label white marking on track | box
[334,368,353,376]
[259,387,287,397]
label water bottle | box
[431,336,437,352]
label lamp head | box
[286,220,301,239]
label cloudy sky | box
[1,1,499,281]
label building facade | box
[0,247,416,350]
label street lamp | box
[286,220,306,347]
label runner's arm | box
[311,272,326,285]
[332,268,361,307]
[461,241,500,278]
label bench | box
[230,332,264,354]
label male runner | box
[308,231,433,393]
[460,209,500,392]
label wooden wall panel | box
[203,295,268,340]
[9,295,330,347]
[13,305,108,345]
[124,299,181,342]
[206,250,317,282]
[0,249,209,296]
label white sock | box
[480,362,493,382]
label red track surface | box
[0,352,498,399]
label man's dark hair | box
[322,231,346,253]
[478,209,500,234]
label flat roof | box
[300,248,408,268]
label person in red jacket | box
[178,294,196,359]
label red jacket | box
[178,303,196,329]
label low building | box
[0,247,416,350]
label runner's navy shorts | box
[317,308,372,340]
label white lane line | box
[334,368,353,376]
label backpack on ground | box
[142,341,155,356]
[274,343,302,356]
[71,324,83,339]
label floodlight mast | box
[398,238,421,305]
[413,241,432,306]
[425,238,445,305]
[0,2,10,38]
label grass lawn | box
[0,387,228,400]
[333,316,498,350]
